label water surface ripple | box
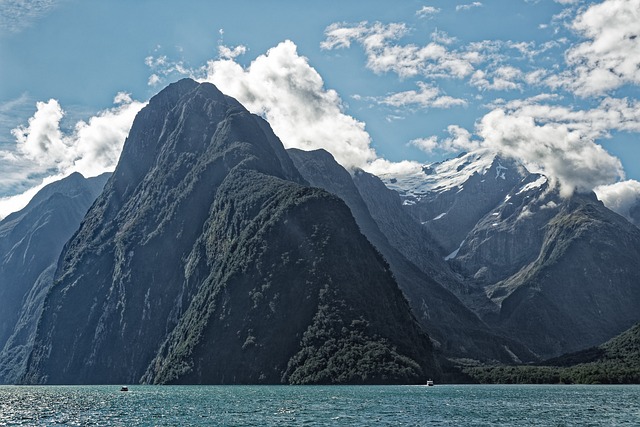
[0,384,638,426]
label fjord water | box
[1,385,638,426]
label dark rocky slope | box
[490,192,640,357]
[444,169,640,358]
[0,172,109,383]
[22,79,437,385]
[630,199,640,228]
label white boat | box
[426,380,434,386]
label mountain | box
[630,199,640,228]
[463,323,640,384]
[351,168,464,295]
[381,150,640,359]
[488,191,640,357]
[22,79,437,385]
[0,172,110,383]
[288,148,535,364]
[380,150,528,256]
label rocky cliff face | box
[451,174,558,288]
[22,79,437,385]
[0,172,109,383]
[491,193,640,357]
[381,150,640,359]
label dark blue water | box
[0,384,638,426]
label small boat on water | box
[426,380,434,387]
[120,386,129,392]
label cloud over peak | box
[595,180,640,221]
[0,94,145,218]
[478,108,624,197]
[202,40,377,170]
[413,94,637,198]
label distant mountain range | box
[0,78,638,385]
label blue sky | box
[1,0,640,218]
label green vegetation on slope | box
[461,324,640,384]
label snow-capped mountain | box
[380,149,640,359]
[381,149,514,200]
[379,149,528,255]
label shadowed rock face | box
[630,200,640,228]
[490,193,640,357]
[22,79,437,385]
[0,172,110,383]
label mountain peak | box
[151,77,200,103]
[22,81,437,385]
[380,149,525,201]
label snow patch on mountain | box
[380,149,499,201]
[445,239,465,261]
[517,176,547,195]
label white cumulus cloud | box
[470,66,524,91]
[477,108,624,197]
[202,40,378,170]
[411,125,480,154]
[10,93,144,178]
[11,99,66,164]
[456,2,483,12]
[410,136,438,152]
[148,74,161,86]
[559,0,640,96]
[322,22,479,79]
[0,94,145,218]
[218,44,247,60]
[595,179,640,222]
[416,6,440,18]
[378,82,467,109]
